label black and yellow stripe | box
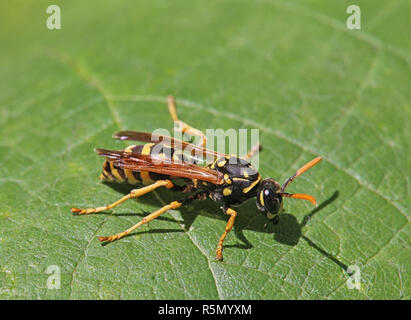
[99,143,173,185]
[100,159,143,185]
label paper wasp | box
[71,96,321,261]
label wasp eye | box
[256,179,283,220]
[262,189,279,214]
[257,187,281,216]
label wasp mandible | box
[71,96,321,261]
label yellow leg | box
[168,95,207,148]
[71,179,174,215]
[99,200,183,243]
[216,207,237,261]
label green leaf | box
[0,0,410,299]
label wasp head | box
[256,157,322,224]
[256,178,283,223]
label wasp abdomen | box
[99,142,186,186]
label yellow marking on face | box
[267,212,276,220]
[193,179,198,188]
[223,187,232,196]
[202,181,208,186]
[124,169,138,184]
[109,162,125,182]
[259,191,265,207]
[243,171,249,178]
[242,175,261,193]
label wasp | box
[71,96,321,261]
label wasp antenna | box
[281,156,322,192]
[280,193,317,205]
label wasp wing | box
[96,148,224,184]
[113,130,225,158]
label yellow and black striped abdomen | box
[100,160,142,185]
[99,143,172,185]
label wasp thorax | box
[256,178,283,221]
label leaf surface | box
[0,0,410,299]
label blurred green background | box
[0,0,410,299]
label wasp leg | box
[71,179,174,215]
[216,207,238,261]
[99,191,208,243]
[98,200,182,243]
[242,143,262,161]
[168,95,207,148]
